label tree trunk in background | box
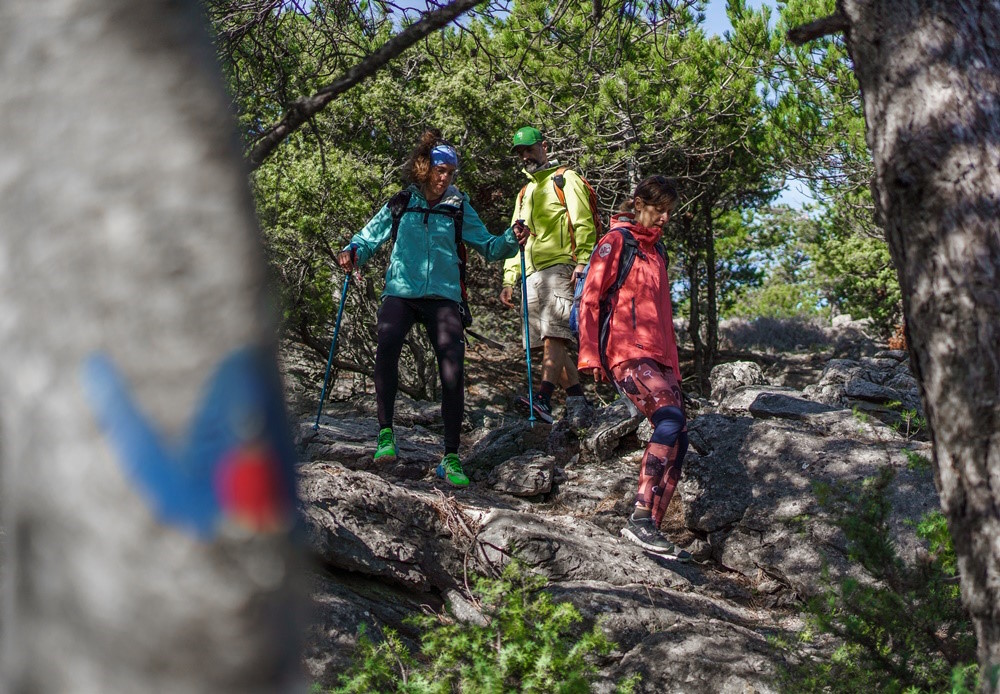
[684,213,706,388]
[839,0,1000,685]
[0,1,302,692]
[704,200,719,376]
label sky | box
[699,0,815,209]
[701,0,740,36]
[700,0,773,37]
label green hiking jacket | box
[347,185,519,303]
[502,162,597,287]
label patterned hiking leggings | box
[610,357,688,528]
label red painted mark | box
[215,444,289,532]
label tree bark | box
[837,0,1000,685]
[0,0,302,691]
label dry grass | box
[718,316,834,354]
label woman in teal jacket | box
[338,129,528,487]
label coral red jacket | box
[577,213,680,377]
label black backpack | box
[573,227,667,378]
[386,189,472,327]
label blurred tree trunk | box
[834,0,1000,685]
[0,0,302,692]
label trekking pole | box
[465,327,504,350]
[313,272,351,430]
[518,230,537,425]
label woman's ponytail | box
[620,175,678,213]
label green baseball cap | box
[510,126,544,151]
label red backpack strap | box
[517,184,529,219]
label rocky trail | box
[283,332,936,693]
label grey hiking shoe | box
[373,427,396,462]
[515,394,554,424]
[621,517,691,561]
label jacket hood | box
[408,183,464,208]
[610,212,664,246]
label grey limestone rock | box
[463,419,553,473]
[486,451,555,497]
[681,451,752,534]
[844,378,905,403]
[747,392,838,419]
[692,413,938,597]
[718,384,801,415]
[710,360,768,403]
[301,418,438,479]
[476,509,691,589]
[298,463,472,593]
[580,398,645,461]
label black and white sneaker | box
[515,395,554,424]
[621,517,692,562]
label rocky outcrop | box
[709,360,767,402]
[294,349,939,692]
[684,408,936,599]
[803,350,924,430]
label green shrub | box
[778,468,979,693]
[903,448,932,472]
[329,561,639,694]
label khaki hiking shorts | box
[524,263,576,347]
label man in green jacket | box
[500,126,597,423]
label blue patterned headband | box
[430,144,458,168]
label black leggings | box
[374,296,465,453]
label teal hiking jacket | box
[347,185,520,303]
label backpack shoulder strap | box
[451,199,464,245]
[551,167,569,208]
[596,228,641,377]
[608,229,640,297]
[550,166,576,252]
[517,184,529,210]
[453,203,467,300]
[388,190,413,243]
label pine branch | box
[247,0,487,169]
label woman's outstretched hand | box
[336,248,355,273]
[512,220,531,246]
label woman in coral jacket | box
[577,175,690,561]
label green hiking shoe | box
[435,453,469,488]
[373,427,396,462]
